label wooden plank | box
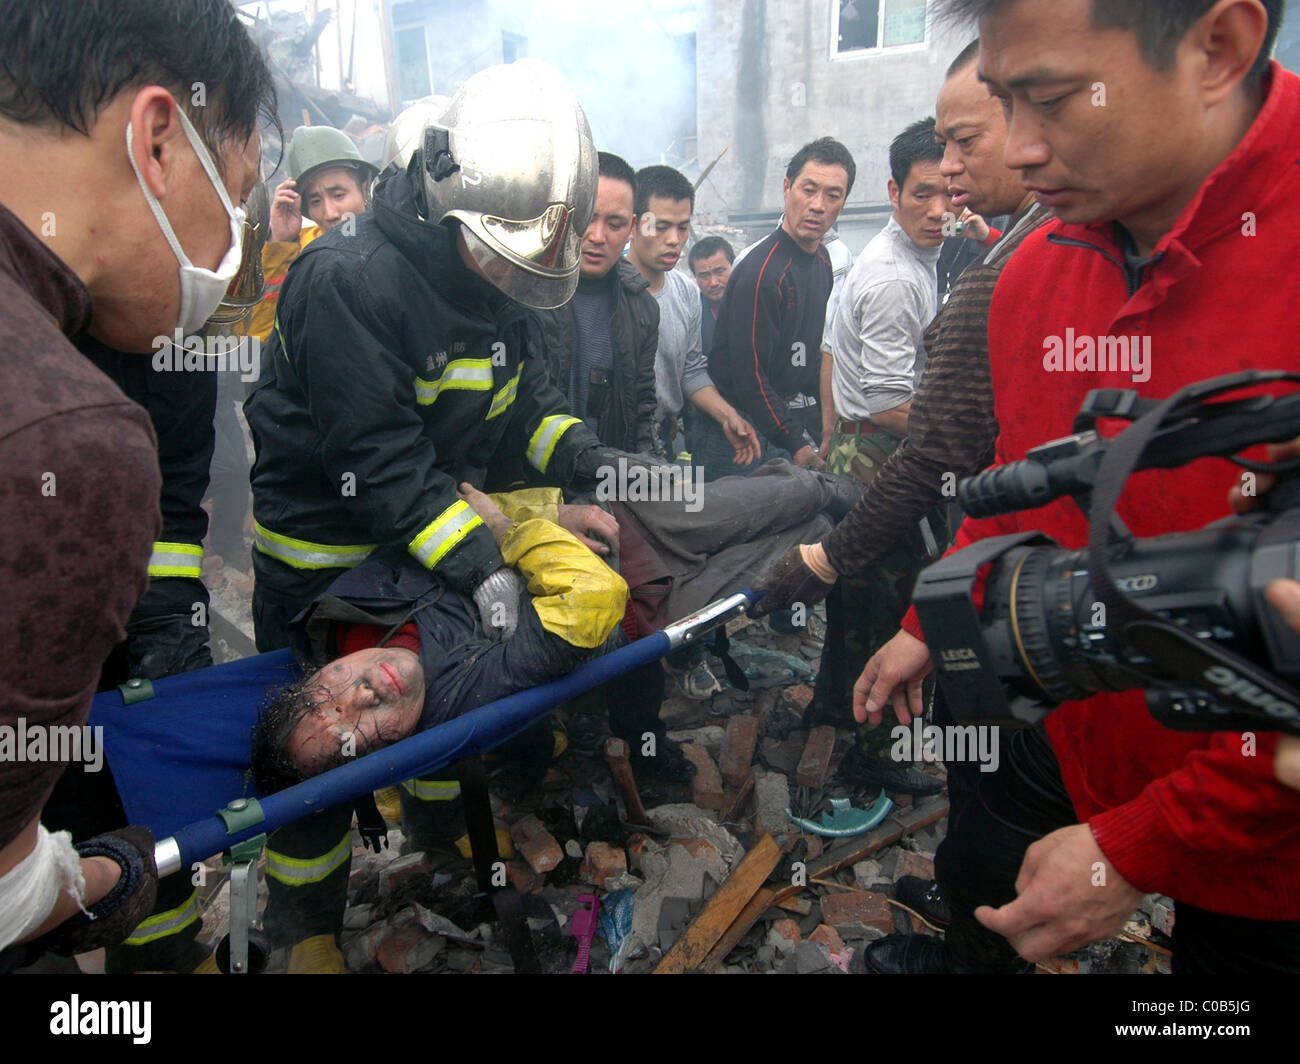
[721,775,755,824]
[699,885,780,972]
[697,798,949,972]
[773,896,812,916]
[653,834,781,974]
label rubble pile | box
[187,604,1169,974]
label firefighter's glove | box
[752,543,838,618]
[125,613,213,678]
[473,567,524,640]
[570,447,681,499]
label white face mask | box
[126,106,247,335]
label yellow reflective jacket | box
[490,489,626,649]
[250,222,322,342]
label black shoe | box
[814,471,865,522]
[839,748,944,797]
[891,876,950,933]
[631,736,697,783]
[861,933,950,974]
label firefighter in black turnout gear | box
[243,60,650,971]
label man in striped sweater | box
[755,41,1048,799]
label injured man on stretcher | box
[251,461,854,791]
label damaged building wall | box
[696,0,967,251]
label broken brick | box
[378,852,429,898]
[509,814,563,875]
[804,835,824,861]
[582,841,627,886]
[377,926,444,973]
[625,832,663,874]
[784,684,814,714]
[673,838,721,865]
[505,860,543,894]
[768,918,802,954]
[810,924,844,955]
[343,923,394,971]
[795,726,836,789]
[681,743,725,810]
[901,851,935,882]
[820,891,895,935]
[720,714,758,788]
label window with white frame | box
[835,0,927,54]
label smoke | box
[260,0,698,168]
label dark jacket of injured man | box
[251,488,627,791]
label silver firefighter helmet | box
[419,59,596,310]
[380,95,450,176]
[205,176,270,330]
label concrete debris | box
[670,838,729,885]
[194,609,1157,976]
[667,725,727,760]
[852,859,885,890]
[646,804,744,869]
[767,918,801,954]
[788,939,842,974]
[752,770,792,837]
[1142,895,1176,937]
[628,841,713,958]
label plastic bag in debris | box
[597,888,635,973]
[724,642,816,688]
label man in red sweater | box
[857,0,1300,973]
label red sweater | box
[336,622,421,658]
[902,63,1300,918]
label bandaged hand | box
[473,567,524,640]
[752,542,837,617]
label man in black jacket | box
[698,137,856,481]
[533,151,660,456]
[243,61,640,970]
[246,63,618,657]
[249,487,629,966]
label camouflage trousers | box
[812,425,950,757]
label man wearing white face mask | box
[0,0,276,972]
[126,107,252,336]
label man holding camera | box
[858,0,1300,973]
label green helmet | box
[286,125,378,189]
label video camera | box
[912,371,1300,737]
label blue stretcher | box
[89,591,754,881]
